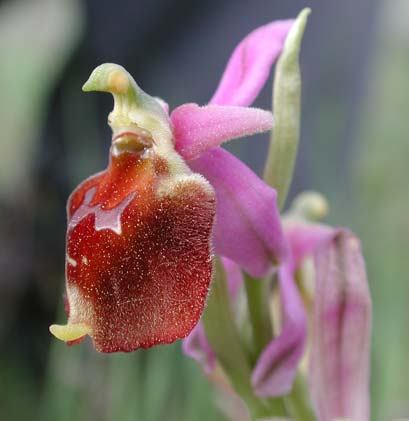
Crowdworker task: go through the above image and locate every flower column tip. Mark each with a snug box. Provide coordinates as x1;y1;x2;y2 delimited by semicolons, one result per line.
82;63;130;94
81;63;172;149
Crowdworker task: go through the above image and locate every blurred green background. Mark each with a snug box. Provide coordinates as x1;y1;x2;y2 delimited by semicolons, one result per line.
0;0;407;420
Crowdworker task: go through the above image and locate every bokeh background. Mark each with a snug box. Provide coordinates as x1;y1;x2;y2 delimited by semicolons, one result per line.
1;0;408;420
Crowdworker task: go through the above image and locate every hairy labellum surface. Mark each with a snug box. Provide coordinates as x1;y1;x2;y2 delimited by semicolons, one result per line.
56;143;215;352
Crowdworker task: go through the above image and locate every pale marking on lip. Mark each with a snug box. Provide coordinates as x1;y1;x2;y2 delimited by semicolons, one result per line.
67;256;77;267
69;187;137;235
82;256;89;265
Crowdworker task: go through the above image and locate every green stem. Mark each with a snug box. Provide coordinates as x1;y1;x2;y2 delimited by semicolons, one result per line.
263;8;311;210
244;273;274;362
284;373;316;421
202;260;287;419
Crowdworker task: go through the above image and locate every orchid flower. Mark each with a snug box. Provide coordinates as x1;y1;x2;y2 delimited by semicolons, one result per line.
47;6;372;420
184;193;372;421
181;8;371;417
276;205;371;421
49;20;293;352
309;226;372;421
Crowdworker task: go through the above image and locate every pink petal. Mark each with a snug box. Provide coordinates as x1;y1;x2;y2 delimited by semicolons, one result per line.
189;147;288;278
284;221;334;271
210;20;294;107
310;230;372;421
182;323;216;374
251;264;306;396
171;103;273;161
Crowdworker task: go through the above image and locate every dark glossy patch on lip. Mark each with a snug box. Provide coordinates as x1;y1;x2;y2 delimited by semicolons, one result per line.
112;131;153;156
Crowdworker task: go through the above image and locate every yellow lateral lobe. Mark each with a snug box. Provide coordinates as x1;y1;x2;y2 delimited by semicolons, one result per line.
49;323;90;342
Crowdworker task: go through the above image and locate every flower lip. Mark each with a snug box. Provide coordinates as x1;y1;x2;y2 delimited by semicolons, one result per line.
111;128;154;156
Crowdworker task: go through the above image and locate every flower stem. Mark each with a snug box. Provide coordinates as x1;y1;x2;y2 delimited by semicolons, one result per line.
202;259;287;418
284;373;316;421
244;273;274;362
